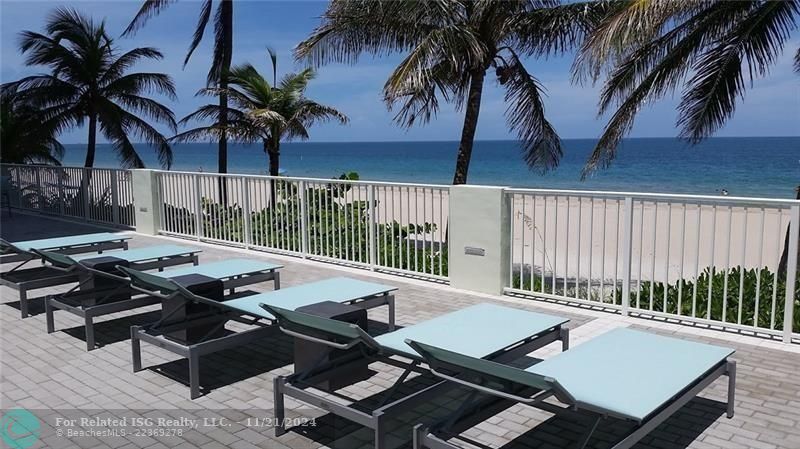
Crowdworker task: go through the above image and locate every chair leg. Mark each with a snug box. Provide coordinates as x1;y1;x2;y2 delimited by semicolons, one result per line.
274;376;286;436
189;350;200;399
131;326;142;372
727;360;737;418
374;413;386;449
85;315;95;351
20;288;28;319
45;298;55;333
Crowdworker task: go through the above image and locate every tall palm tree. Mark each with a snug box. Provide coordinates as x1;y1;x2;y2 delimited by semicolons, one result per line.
175;49;349;176
5;7;177;168
576;0;799;176
0;91;64;165
296;0;606;185
124;0;234;175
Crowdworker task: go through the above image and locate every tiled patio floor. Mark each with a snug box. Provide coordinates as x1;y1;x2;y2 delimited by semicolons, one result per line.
1;213;799;449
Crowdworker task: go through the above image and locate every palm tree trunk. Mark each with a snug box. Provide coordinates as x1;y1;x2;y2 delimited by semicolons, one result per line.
264;139;279;207
778;185;800;278
269;142;280;177
217;0;233;204
452;69;486;185
84;113;97;168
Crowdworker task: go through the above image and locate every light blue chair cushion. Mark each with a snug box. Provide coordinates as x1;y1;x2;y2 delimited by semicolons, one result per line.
74;245;200;263
224;277;396;318
155;258;282;280
376;303;568;359
12;233;129;252
528;327;734;421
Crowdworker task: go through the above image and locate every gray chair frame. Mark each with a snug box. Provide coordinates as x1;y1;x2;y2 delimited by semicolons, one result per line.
127;272;395;399
268;305;570;449
0;237;130;318
410;343;736;449
43;250;200;351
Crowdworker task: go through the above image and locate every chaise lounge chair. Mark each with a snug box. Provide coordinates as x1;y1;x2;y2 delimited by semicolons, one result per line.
408;327;736;449
120;267;396;399
38;245;201;350
0;233;131;317
264;303;570;449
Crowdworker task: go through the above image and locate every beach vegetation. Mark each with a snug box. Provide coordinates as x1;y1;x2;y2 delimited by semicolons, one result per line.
513;265;800;332
3;8;177;169
162;173;448;276
124;0;234;175
295;0;607;185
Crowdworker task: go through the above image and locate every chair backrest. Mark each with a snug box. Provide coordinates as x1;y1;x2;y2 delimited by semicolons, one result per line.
32;249;77;269
260;304;380;351
0;238;27;256
116;265;180;294
406;339;573;403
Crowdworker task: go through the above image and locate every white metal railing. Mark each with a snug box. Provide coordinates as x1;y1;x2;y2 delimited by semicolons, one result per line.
1;164;135;228
155;170;449;280
505;188;800;343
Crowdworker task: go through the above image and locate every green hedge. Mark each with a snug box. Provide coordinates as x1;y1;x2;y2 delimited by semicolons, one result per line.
512;266;800;332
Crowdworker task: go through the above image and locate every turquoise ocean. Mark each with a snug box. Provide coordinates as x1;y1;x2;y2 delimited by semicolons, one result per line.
60;137;799;198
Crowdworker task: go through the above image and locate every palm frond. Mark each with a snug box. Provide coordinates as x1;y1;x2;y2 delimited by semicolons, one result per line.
500;53;561;172
294;0;449;66
122;0;176;36
678;0;799;143
100;47;164;85
184;0;213;67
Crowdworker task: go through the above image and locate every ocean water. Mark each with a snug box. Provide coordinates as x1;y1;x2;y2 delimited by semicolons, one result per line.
60;137;799;198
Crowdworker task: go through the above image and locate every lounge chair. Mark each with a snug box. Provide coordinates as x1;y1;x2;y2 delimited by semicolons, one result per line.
39;245;201;350
120;267;396;399
408;327;736;449
0;233;131;318
265;303;570;449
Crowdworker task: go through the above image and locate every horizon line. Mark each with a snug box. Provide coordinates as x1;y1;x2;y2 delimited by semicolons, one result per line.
60;135;800;146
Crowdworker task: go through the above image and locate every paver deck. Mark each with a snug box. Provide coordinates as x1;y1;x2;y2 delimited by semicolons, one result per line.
1;213;799;449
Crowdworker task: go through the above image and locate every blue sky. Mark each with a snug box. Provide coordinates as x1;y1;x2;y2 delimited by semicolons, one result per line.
1;0;798;144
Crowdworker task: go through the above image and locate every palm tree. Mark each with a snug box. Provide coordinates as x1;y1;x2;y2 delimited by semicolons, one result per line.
296;0;605;185
124;0;234;175
174;50;348;204
5;7;176;168
576;0;799;176
175;49;349;176
0;91;64;165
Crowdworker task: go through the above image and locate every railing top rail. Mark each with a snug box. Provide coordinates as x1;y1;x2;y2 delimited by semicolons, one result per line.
0;163;127;172
153;169;451;189
504;187;800;206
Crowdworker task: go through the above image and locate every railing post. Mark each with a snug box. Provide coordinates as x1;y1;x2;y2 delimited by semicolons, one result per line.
111;170;120;225
620;196;634;316
57;168;65;216
299;180;309;258
242;177;251;248
368;184;377;270
131;169;161;235
448;186;511;295
34;167;43;212
81;168;90;219
783;204;799;343
194;175;203;241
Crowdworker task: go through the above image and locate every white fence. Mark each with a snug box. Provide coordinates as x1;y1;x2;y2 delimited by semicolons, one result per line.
1;164;135;227
3;163;798;343
505;188;800;342
155;171;449;280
